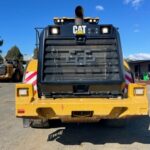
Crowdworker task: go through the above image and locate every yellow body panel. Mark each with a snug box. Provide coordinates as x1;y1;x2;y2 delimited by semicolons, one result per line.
26;59;38;72
16;60;149;122
123;60;131;72
16;84;148;121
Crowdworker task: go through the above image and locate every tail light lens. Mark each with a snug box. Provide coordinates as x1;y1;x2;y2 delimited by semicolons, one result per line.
134;88;144;96
17;88;28;96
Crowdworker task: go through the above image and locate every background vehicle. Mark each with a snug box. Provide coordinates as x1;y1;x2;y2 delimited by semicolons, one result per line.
0;41;23;82
16;6;148;128
0;59;23;82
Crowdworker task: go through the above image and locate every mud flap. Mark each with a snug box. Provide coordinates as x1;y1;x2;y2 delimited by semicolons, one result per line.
30;119;50;128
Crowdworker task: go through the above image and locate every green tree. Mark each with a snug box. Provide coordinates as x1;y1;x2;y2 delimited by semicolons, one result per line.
5;46;23;61
33;47;39;59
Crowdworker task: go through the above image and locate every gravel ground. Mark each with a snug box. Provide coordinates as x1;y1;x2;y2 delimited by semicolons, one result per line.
0;83;150;150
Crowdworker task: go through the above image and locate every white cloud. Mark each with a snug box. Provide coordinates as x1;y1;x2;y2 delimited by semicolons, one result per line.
124;0;143;9
24;54;33;61
133;29;140;33
133;24;140;33
96;5;104;11
124;0;131;4
134;24;140;27
132;0;143;7
127;53;150;60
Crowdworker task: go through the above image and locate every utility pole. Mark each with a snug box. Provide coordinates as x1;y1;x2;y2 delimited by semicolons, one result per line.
0;36;3;63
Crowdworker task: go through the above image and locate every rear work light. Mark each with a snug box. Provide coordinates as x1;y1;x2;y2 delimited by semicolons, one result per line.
102;27;109;34
49;27;60;35
17;88;28;96
88;18;99;23
60;19;64;23
134;88;144;96
100;26;111;34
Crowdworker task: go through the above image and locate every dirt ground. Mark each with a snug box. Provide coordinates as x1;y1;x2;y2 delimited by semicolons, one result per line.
0;83;150;150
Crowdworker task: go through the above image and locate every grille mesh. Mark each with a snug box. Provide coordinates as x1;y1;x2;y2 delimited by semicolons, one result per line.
42;40;121;83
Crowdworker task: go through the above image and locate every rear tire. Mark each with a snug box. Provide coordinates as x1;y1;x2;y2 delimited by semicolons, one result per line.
13;70;21;82
30;119;62;128
30;119;50;128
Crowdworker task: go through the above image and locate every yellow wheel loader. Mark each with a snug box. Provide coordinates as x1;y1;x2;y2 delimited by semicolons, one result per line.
16;6;148;128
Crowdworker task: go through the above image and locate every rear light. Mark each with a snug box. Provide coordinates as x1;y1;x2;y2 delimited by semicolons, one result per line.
100;26;111;34
57;19;60;23
60;19;64;23
49;27;60;35
102;27;109;34
134;88;144;96
89;19;92;23
17;109;25;114
51;28;59;34
17;88;28;96
88;19;99;23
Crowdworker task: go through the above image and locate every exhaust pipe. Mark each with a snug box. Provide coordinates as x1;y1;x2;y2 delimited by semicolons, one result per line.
75;5;84;25
75;5;84;19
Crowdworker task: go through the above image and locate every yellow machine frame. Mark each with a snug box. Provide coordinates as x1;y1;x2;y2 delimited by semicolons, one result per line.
16;60;148;122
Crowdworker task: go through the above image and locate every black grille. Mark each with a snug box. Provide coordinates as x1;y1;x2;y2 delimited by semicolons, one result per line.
41;39;122;83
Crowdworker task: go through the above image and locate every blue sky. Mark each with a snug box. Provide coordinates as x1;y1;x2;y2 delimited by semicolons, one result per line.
0;0;150;58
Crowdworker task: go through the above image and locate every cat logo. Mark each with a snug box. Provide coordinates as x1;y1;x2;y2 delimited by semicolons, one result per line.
73;25;86;35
